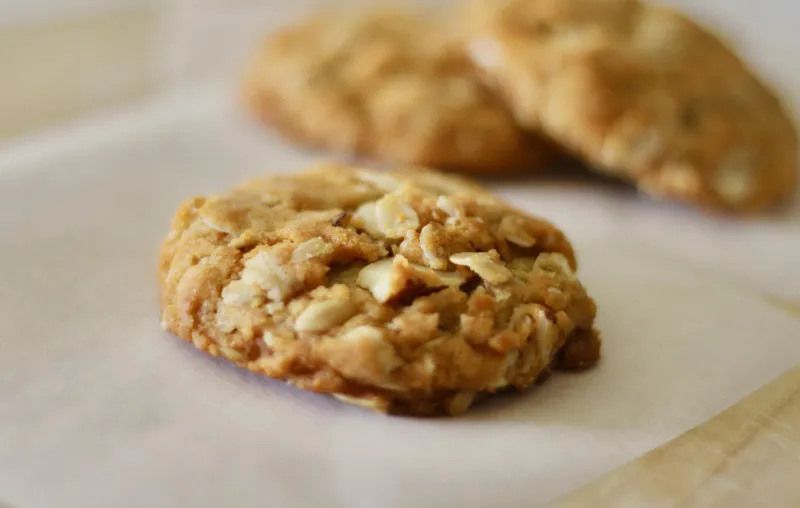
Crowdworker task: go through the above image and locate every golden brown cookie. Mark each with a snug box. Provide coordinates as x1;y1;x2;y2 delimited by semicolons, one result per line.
463;0;798;212
241;7;558;174
159;164;600;416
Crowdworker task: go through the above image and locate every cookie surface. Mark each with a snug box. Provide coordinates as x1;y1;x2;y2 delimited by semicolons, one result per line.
464;0;798;211
241;8;558;174
159;164;600;416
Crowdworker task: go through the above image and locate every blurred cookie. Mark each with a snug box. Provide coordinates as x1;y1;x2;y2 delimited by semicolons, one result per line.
241;8;558;174
159;164;600;416
464;0;798;212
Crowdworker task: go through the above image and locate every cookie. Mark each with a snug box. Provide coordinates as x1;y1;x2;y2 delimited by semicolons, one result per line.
463;0;798;212
241;7;558;174
159;164;600;416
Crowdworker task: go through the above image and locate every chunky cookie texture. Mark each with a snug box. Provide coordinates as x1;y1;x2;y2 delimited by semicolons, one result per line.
464;0;798;212
241;7;557;174
159;164;600;416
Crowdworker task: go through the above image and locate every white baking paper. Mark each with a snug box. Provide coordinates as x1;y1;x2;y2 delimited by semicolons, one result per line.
1;86;800;508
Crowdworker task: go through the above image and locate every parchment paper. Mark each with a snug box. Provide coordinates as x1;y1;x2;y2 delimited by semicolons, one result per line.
1;86;799;508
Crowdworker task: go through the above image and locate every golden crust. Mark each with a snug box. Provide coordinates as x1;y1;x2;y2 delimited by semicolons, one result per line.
159;164;600;416
241;7;559;175
463;0;798;212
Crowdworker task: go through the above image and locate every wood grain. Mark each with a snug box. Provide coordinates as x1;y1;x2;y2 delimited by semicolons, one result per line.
549;301;800;508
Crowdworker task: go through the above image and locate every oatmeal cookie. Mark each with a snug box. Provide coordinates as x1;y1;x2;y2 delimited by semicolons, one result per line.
159;164;600;416
463;0;798;212
241;7;558;174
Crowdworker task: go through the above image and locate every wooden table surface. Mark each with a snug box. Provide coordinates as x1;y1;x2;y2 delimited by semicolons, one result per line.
549;301;800;508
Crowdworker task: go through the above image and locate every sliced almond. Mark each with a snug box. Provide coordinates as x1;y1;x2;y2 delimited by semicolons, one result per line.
294;299;356;333
291;237;331;262
356;170;403;191
241;250;294;301
419;223;449;270
533;252;574;278
356;258;399;303
333;393;390;412
435;195;464;218
351;201;382;237
449;252;512;284
357;256;465;303
317;326;404;387
507;257;538;273
340;326;403;375
219;346;247;363
201;217;235;234
498;215;537;248
489;350;519;389
294;210;345;223
437;270;467;288
374;193;420;238
351;192;420;240
221;279;260;306
531;305;559;361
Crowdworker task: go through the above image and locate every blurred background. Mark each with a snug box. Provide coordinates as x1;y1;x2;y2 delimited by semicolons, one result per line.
2;0;799;143
0;0;430;141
